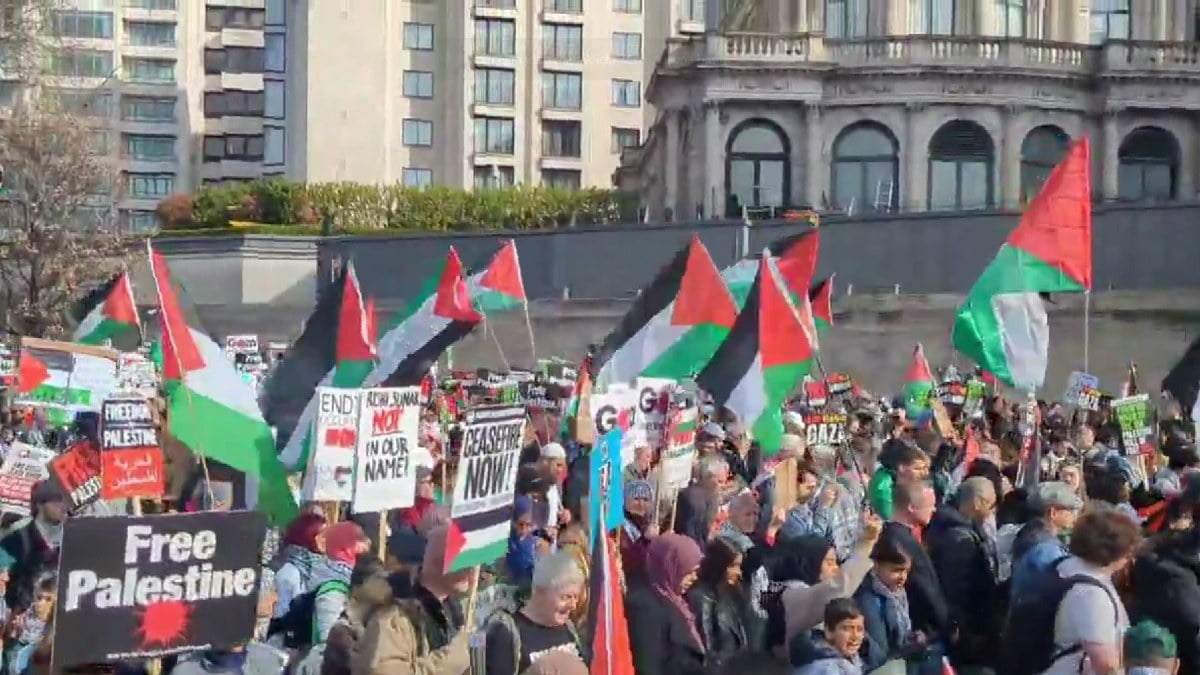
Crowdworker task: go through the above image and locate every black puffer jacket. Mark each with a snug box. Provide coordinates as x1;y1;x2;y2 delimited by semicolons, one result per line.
924;506;1000;668
1130;530;1200;674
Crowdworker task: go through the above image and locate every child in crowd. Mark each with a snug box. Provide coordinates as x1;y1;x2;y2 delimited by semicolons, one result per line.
793;598;869;675
6;575;54;675
853;538;926;673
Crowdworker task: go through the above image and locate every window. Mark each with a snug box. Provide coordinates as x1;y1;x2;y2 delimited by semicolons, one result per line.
474;68;514;105
125;57;175;83
264;81;284;118
685;0;704;20
611;79;640;107
831;122;899;212
928;119;995;210
51;88;112;116
1020;125;1069;203
402;119;433;146
614;0;642;13
0;83;18;108
89;130;111;154
265;34;285;72
122;95;176;121
203;90;262;118
266;0;284;25
51;49;114;78
474;117;515;154
542;120;581;158
53;11;113;39
475;19;515;56
474;166;515;189
997;0;1024;36
225;135;265;161
124;0;177;8
923;0;963;35
548;0;582;12
124;210;158;233
127;172;174;199
611;127;640;153
543;24;582;61
826;0;873;37
123;134;175;161
612;32;642;59
1090;0;1129;43
207;7;264;30
205;48;264;74
202;135;224;160
403;168;433;188
725;119;790;215
541;71;581;109
1118;126;1177;202
404;70;435;99
265;126;284;164
404;22;434;50
125;20;175;46
543;169;581;190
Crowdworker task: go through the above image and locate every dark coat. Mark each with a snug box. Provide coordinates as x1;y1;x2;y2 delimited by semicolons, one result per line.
625;582;707;675
686;583;748;667
877;522;951;639
0;521;56;612
1129;531;1200;675
924;506;1000;667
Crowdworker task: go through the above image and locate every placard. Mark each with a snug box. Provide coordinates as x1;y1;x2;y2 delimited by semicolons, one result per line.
1077;386;1102;411
1113;393;1154;456
351;387;420;513
0;442;54;516
591;389;637;467
633;377;674;449
48;441;103;511
99;398;164;500
804;380;828;408
659;406;698;490
803;412;847;446
15;338;118;426
223;334;259;354
1062;371;1099;407
936;381;967;406
303;388;360;502
825;373;854;396
53;511;267;669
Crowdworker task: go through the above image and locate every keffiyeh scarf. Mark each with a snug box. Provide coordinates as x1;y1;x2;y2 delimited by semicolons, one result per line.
869;571;912;642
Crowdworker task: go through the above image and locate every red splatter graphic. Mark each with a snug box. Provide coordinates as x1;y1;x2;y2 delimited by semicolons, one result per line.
136;600;191;649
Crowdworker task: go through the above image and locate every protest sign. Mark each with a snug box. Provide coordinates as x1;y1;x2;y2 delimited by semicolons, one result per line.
589;428;624;548
1062;371;1099;407
1113;393;1154;455
53;510;267;669
936;381;967;407
825;373;854;396
303;388;360;502
591;388;638;467
99;398;164;500
1077;385;1103;411
49;441;103;511
803;412;848;446
659;406;698;491
352;387;420;513
962;379;987;419
633;377;673;448
223;334;259;354
445;405;525;572
15;338;118;426
804;380;828;408
0;442;54;516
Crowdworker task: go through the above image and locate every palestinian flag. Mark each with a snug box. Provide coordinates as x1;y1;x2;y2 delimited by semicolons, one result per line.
16;346;60;394
903;344;935;419
696;254;816;455
952;138;1092;391
365;243;520;387
591;235;736;389
266;262;375;471
1163;336;1200;423
588;514;635;675
70;271;141;351
148;245;297;525
369;248;482;387
809;274;835;333
722;230;819;309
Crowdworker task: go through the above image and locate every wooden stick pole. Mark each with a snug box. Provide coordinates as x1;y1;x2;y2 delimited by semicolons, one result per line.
377;514;388;562
463;566;482;628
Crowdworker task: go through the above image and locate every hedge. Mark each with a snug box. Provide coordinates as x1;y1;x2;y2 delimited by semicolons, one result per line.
157;180;638;232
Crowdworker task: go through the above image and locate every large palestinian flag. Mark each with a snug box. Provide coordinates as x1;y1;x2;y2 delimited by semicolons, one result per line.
265;262;375;471
591;235;736;389
70;271;141;351
952;138;1092;390
697;254;816;455
148;246;296;525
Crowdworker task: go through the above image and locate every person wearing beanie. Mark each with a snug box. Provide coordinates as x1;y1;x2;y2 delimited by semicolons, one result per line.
1;481;67;612
308;521;368;646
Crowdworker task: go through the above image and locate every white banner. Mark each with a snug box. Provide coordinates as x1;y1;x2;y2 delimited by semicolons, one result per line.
352;387;421;513
302;388;361;502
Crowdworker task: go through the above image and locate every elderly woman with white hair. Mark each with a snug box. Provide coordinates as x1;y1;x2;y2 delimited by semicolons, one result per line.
482;550;587;675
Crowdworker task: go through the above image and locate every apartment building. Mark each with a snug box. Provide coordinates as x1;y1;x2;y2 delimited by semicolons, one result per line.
280;0;664;189
620;0;1200;220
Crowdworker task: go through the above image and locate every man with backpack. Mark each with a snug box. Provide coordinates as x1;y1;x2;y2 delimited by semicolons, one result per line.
1001;506;1140;675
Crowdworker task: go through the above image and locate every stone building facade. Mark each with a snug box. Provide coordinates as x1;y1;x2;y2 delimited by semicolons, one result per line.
617;0;1200;220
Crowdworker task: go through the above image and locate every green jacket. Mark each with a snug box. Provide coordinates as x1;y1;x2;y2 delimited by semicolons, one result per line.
867;468;895;519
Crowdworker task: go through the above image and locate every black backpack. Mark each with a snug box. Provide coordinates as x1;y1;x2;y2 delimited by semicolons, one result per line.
1000;557;1119;675
266;579;351;650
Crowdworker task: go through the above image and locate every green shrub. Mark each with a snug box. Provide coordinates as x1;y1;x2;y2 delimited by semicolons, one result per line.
179;180;636;232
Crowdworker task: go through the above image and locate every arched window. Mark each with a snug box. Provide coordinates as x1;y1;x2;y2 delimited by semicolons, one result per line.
831;122;899;212
928;120;994;211
827;0;872;38
725;119;790;217
1020;125;1070;202
1118;126;1178;201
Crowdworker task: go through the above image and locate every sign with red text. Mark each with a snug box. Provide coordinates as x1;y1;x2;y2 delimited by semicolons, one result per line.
49;441;103;511
0;442;54;516
351;387;420;513
100;397;164;500
302;388;360;502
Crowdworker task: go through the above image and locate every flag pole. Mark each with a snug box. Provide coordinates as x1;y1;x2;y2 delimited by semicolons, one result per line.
1083;289;1091;372
483;315;511;371
522;300;538;365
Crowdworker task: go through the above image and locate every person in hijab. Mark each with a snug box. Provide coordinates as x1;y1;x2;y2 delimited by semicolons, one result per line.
1;482;66;612
272;512;326;620
506;496;538;587
309;521;368;647
626;533;707;675
619;480;657;583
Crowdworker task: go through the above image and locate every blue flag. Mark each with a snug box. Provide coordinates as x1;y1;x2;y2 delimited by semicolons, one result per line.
588;428;624;548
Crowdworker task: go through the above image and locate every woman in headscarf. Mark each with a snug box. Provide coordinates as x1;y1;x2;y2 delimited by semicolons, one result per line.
505;496;538;587
618;480;656;583
625;533;707;675
272;512;326;619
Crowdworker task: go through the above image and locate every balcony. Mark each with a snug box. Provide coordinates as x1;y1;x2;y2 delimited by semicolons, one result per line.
540;8;583;25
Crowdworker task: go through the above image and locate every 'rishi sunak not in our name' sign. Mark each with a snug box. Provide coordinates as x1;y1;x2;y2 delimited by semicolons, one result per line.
351;387;421;514
452;405;525;518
